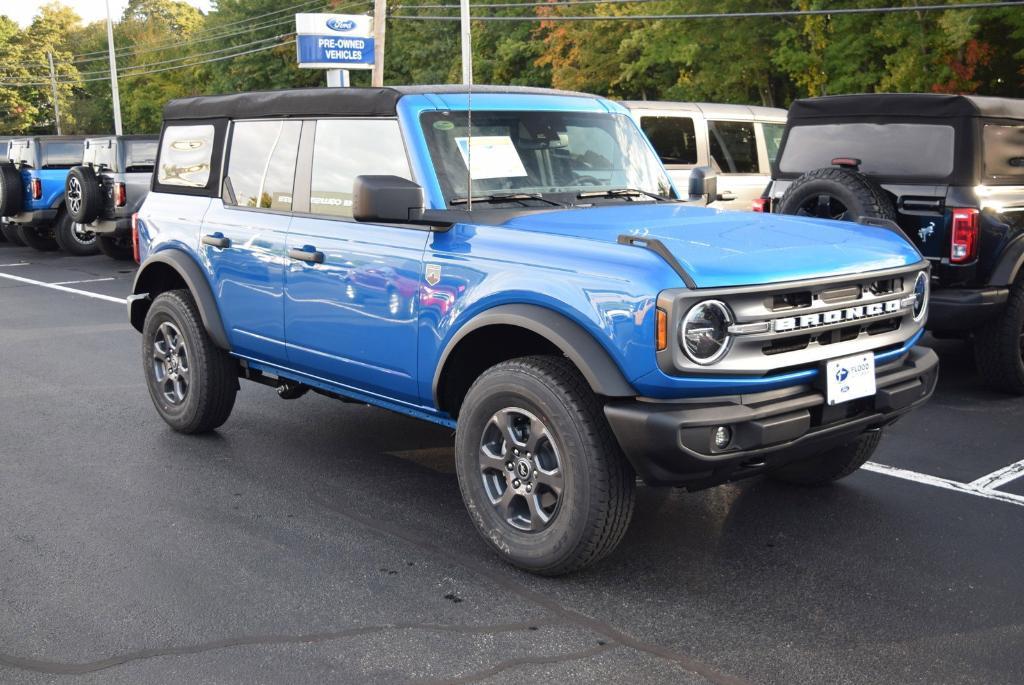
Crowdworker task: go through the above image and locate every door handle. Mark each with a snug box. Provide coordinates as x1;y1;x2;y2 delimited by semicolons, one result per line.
716;191;737;202
201;233;230;248
288;247;325;264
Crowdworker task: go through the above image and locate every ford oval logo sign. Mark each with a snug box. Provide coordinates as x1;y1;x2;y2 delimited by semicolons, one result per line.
326;18;356;31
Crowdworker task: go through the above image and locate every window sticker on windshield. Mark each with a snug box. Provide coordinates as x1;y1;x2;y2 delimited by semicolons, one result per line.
454;136;528;180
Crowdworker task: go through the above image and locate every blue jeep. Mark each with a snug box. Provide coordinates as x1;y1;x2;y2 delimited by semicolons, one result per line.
0;136;99;254
129;86;938;574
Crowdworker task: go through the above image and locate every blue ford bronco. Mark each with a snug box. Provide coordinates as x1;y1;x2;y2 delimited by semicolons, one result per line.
0;136;99;254
130;86;938;574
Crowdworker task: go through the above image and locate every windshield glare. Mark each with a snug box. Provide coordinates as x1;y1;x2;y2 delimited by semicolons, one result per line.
421;110;675;205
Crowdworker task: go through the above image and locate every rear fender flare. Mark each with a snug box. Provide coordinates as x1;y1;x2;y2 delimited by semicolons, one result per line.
989;235;1024;287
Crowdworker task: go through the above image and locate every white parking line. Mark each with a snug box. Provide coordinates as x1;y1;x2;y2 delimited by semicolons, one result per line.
969;458;1024;490
863;462;1024;508
51;277;116;286
0;262;30;267
0;271;125;304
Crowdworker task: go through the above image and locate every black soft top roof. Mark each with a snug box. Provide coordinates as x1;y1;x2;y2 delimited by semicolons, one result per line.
162;85;596;121
789;93;1024;121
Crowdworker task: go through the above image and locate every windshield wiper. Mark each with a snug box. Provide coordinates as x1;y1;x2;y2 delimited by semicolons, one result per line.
449;192;564;207
576;188;674;202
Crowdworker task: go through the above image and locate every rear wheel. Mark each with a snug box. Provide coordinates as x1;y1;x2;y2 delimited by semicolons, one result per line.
974;278;1024;395
142;290;238;434
778;167;896;223
1;223;24;246
454;355;635;575
16;224;59;252
53;212;99;256
768;430;881;486
96;234;134;260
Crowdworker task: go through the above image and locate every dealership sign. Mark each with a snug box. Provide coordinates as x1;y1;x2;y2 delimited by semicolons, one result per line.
295;14;374;69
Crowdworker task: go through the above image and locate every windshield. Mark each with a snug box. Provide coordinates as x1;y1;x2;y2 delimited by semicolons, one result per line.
421;110;674;206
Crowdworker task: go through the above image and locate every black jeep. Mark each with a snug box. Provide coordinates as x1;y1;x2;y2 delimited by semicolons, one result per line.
761;94;1024;393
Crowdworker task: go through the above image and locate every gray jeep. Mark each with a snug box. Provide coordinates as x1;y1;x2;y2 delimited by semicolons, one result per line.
66;135;157;260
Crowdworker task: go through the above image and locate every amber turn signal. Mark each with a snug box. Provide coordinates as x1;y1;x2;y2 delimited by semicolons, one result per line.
656;308;668;351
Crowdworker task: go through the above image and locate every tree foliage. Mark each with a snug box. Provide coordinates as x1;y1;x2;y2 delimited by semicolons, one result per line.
1;0;1022;134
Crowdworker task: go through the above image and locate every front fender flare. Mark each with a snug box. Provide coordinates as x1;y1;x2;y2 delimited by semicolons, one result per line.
129;249;230;350
432;303;636;406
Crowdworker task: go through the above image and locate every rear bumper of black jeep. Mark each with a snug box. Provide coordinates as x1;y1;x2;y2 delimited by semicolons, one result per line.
928;287;1008;332
604;346;939;488
9;209;57;226
88;217;132;236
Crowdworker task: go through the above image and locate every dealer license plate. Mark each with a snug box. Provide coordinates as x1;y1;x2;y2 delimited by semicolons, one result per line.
825;353;876;406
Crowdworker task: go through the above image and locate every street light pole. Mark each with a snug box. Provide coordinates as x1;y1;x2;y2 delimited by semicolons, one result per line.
460;0;472;85
372;0;386;87
46;52;62;135
105;0;123;135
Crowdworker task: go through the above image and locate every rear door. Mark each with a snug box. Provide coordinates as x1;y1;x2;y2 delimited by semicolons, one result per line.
200;119;302;364
636;112;703;198
707;120;764;209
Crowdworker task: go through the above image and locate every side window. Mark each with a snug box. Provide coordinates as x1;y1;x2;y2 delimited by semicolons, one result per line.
224;120;301;211
639;116;698;166
708;120;758;174
158;124;215;188
761;123;786;166
310;119;411;218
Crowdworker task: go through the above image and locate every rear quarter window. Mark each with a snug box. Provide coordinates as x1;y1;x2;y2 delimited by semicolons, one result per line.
41;141;83;169
982;124;1024;183
708;121;758;174
779;123;955;178
157;125;216;188
125;140;157;173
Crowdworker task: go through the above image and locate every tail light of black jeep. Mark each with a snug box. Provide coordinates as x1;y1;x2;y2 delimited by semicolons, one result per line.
751;198;768;213
950;208;979;264
114;182;126;207
30;178;41;200
131;212;140;264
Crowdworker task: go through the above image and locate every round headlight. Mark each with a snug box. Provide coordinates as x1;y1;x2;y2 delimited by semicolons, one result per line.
913;271;928;321
681;300;733;364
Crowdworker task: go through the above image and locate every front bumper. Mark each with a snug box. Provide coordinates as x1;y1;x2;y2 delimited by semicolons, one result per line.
604;346;939;487
9;209;57;226
928;287;1008;332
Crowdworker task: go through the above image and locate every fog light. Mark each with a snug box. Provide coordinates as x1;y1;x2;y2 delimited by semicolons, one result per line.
713;426;732;449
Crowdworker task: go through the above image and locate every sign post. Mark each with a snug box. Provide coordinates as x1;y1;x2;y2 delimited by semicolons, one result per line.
295;14;375;87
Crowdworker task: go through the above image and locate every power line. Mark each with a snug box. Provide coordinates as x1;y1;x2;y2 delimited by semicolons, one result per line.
389;0;1023;19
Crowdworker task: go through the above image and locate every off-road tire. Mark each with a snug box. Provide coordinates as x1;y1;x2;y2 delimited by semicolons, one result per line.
65;165;103;224
1;223;24;245
96;234;134;260
778;167;897;223
0;163;23;217
16;224;58;252
52;211;99;256
768;430;882;486
142;289;239;434
454;355;635;575
974;278;1024;395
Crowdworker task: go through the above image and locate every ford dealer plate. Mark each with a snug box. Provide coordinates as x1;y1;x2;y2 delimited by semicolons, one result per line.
826;353;876;406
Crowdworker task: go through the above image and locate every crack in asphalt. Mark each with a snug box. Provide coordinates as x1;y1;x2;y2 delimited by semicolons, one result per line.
415;642;618;685
0;620;566;676
308;490;752;685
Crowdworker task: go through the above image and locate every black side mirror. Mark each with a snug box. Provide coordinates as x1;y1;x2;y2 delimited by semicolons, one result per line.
687;166;717;205
352;175;425;224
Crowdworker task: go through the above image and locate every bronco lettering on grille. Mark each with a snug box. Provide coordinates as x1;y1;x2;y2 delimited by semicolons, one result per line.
772;297;906;333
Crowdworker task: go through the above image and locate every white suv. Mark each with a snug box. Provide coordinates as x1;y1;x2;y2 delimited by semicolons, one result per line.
623;101;786;211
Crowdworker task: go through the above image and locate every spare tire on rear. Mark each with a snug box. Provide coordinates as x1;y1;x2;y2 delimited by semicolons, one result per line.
777;167;896;223
0;163;24;217
66;165;103;224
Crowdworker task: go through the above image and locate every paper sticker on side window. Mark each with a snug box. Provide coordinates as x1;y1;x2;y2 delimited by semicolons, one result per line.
454;136;528;180
158;125;215;188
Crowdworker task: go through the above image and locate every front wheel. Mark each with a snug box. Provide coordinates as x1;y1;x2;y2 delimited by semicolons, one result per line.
16;224;59;252
53;212;99;256
768;430;881;486
454;355;635;575
142;290;239;434
96;234;134;261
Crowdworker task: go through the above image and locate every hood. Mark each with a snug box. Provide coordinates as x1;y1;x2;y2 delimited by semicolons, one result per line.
500;204;923;288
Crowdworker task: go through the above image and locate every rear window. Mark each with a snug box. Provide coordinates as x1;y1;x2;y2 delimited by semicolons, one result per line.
9;140;33;167
224;121;301;211
41;142;83;169
779;123;955;178
84;141;117;170
708;121;758;174
639;116;698;166
982;124;1024;183
125;140;157;173
157;125;215;188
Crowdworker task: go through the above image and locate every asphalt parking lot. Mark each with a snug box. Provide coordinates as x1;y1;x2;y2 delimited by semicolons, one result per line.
0;243;1022;685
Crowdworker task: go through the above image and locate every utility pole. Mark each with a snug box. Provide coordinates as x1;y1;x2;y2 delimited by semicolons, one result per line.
371;0;386;87
460;0;472;85
46;52;62;135
105;0;123;135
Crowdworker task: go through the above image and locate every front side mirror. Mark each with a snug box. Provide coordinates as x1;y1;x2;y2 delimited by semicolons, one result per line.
687;166;717;205
352;175;425;223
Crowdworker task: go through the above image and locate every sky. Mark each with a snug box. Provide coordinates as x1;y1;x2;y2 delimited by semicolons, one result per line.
4;0;213;27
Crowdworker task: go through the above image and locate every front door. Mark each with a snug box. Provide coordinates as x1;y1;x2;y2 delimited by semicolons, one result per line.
283;118;427;405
